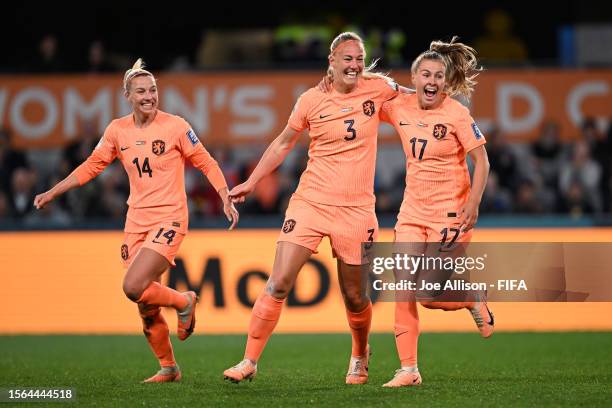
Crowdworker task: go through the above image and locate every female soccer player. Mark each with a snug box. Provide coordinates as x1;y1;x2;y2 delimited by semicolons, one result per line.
223;32;402;385
33;59;239;383
379;37;492;387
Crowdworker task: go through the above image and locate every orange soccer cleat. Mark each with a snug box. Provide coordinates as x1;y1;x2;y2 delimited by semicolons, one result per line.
177;291;197;341
143;366;182;383
345;345;370;385
223;359;257;383
382;367;422;388
469;291;494;338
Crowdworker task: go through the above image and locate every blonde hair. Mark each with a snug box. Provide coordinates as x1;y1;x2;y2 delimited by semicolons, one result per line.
123;58;154;92
411;36;481;98
328;32;394;82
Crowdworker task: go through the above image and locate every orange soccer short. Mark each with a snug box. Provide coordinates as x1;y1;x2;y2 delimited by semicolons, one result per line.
394;217;473;301
394;215;473;244
121;224;186;268
278;195;378;265
394;216;473;256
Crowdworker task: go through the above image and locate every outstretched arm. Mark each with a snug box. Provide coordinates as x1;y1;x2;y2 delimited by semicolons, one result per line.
33;173;79;209
459;145;490;232
34;142;115;210
229;125;302;203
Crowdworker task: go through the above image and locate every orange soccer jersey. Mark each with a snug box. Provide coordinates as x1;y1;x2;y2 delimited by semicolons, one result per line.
72;110;226;234
381;93;486;224
288;77;398;206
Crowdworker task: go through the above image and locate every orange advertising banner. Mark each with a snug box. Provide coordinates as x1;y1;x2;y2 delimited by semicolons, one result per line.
1;70;610;148
1;228;611;334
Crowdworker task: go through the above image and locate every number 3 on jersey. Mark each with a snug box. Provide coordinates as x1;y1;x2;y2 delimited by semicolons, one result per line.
344;119;356;141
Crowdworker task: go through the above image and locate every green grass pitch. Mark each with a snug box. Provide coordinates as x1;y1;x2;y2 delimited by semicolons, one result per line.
1;333;611;407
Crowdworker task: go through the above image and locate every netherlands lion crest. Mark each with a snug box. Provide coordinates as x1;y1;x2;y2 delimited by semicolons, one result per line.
152;139;165;156
121;244;129;260
433;124;447;140
362;100;375;117
282;219;296;233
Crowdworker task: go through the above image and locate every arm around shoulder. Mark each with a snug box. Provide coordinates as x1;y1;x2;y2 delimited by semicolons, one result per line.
33;173;80;210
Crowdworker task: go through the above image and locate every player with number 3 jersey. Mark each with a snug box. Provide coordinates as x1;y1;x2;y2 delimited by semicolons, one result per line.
223;32;402;385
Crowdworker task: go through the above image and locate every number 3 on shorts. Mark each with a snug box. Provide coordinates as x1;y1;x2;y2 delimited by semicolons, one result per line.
364;228;375;249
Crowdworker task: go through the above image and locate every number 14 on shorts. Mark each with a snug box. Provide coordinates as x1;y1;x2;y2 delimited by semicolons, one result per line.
152;227;176;245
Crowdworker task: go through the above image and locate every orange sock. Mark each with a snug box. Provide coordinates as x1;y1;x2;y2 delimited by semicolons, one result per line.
420;301;472;311
244;292;285;362
394;302;420;367
137;282;188;310
346;301;372;357
140;305;176;368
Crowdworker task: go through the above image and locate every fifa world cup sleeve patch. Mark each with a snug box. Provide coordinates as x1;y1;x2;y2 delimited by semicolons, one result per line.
386;81;399;91
186;128;200;146
471;123;484;140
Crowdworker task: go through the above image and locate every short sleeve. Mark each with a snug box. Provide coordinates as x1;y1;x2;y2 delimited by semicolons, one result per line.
455;108;486;152
287;92;311;132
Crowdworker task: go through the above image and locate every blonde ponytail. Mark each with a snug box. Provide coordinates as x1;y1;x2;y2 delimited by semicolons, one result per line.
412;36;481;99
123;58;154;92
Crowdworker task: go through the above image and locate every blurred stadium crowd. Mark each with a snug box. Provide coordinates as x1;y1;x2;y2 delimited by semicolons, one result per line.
1;5;611;226
2;116;611;226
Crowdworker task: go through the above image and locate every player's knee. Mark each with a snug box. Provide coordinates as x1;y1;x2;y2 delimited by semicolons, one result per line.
268;288;289;299
266;277;292;299
123;279;144;302
342;290;368;312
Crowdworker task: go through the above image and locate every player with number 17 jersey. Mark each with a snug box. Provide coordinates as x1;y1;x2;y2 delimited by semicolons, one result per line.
381;92;486;243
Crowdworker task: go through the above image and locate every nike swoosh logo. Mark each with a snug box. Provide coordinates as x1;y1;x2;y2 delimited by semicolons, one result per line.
320;114;332;119
120;146;130;151
399;121;410;126
487;309;494;326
